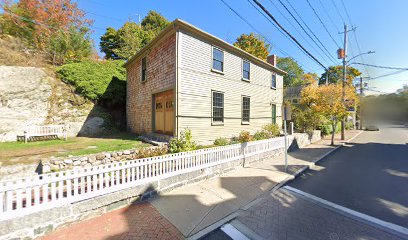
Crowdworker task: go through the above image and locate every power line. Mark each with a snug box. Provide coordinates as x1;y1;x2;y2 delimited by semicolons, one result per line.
250;0;327;70
267;0;335;65
340;0;353;27
352;63;408;71
366;70;407;81
317;0;340;33
246;0;322;72
284;0;340;67
305;0;340;48
275;0;337;64
330;0;345;24
219;0;316;73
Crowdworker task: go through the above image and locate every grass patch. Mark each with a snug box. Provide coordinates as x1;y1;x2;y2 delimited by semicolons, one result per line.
0;133;150;166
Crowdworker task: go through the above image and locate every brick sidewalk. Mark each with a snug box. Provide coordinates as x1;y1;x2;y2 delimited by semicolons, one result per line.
39;202;183;240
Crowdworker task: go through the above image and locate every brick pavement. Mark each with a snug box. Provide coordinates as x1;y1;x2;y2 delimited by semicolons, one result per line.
39;202;183;240
236;189;405;240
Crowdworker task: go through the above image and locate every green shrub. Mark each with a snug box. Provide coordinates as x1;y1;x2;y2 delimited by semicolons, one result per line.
168;129;197;153
345;121;354;130
57;60;126;105
319;124;332;136
214;137;229;146
238;130;252;143
230;136;239;145
262;123;281;137
253;130;270;140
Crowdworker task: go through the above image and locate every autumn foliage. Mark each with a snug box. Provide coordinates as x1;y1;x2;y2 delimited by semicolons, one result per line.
1;0;93;64
233;33;270;60
300;83;358;145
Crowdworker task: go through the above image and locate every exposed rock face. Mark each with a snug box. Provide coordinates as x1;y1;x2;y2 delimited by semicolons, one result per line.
0;66;52;141
0;66;110;142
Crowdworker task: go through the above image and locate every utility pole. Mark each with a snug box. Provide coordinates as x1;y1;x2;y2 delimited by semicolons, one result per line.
359;77;363;130
341;24;348;140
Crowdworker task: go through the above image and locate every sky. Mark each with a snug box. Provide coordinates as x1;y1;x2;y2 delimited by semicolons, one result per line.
75;0;408;94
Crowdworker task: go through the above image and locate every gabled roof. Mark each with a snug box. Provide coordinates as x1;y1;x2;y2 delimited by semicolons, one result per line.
124;19;286;75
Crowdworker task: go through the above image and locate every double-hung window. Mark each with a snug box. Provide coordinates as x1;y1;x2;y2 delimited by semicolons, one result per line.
271;73;276;89
242;60;250;80
242;96;250;123
141;57;147;82
212;47;224;72
212;91;224;123
271;104;277;124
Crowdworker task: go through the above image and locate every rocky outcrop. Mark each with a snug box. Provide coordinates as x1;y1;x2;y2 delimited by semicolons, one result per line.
0;66;111;142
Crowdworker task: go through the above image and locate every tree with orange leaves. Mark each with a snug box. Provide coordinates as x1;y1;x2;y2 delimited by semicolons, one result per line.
301;83;358;145
1;0;93;64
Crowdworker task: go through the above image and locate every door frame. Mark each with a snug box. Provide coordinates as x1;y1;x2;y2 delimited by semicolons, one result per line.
152;88;176;136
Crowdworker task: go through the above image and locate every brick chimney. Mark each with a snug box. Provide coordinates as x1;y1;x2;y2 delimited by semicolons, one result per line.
267;54;277;67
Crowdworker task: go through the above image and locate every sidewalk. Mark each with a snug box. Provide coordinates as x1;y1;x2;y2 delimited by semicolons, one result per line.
38;130;362;240
151;132;353;238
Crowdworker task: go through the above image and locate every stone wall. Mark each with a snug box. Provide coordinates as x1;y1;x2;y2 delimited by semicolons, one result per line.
41;146;163;173
290;130;321;150
0;145;284;240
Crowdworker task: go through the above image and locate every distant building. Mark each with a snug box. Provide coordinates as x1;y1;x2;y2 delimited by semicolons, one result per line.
284;85;304;105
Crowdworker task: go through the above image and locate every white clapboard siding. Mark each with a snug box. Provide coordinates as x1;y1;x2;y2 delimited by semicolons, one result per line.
177;31;284;144
0;136;290;221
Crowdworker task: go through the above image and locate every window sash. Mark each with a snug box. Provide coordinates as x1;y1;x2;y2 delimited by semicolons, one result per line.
242;97;250;122
243;61;250;79
212;48;224;72
272;104;276;124
212;91;224;123
271;74;276;88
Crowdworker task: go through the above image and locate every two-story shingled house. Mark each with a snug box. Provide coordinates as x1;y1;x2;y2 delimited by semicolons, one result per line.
124;19;286;144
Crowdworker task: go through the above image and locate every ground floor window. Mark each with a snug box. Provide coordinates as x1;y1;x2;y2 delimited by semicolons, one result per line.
272;104;276;124
242;96;250;123
212;91;224;123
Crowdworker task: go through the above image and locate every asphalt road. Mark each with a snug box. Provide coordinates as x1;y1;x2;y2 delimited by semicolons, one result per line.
289;125;408;228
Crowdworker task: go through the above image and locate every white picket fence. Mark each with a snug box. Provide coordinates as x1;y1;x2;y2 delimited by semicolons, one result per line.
0;136;288;221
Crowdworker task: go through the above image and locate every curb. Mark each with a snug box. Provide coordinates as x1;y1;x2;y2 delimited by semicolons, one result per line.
186;131;364;239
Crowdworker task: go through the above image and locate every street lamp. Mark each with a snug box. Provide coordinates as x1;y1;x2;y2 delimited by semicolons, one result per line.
347;51;375;65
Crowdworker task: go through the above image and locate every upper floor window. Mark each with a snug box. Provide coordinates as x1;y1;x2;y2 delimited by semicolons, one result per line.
141;57;147;82
242;96;250;123
212;91;224;124
212;47;224;72
271;73;276;89
242;60;250;80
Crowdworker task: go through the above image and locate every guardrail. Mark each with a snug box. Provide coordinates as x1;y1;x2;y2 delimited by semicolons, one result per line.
0;136;288;221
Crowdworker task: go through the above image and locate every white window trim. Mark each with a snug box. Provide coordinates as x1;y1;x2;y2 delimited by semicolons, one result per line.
271;73;277;89
211;46;224;74
241;95;250;124
242;59;251;81
211;90;224;125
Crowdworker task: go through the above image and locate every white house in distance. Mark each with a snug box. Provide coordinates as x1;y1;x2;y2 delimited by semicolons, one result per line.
125;19;286;144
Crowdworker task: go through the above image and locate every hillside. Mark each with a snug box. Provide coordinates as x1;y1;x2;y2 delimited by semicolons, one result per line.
0;35;117;142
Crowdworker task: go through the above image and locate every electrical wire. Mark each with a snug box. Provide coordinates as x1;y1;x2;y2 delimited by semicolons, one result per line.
274;0;337;64
250;0;327;71
352;63;408;71
305;0;340;48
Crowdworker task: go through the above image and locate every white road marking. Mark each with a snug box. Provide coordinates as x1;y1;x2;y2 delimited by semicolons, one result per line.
283;186;408;238
220;223;250;240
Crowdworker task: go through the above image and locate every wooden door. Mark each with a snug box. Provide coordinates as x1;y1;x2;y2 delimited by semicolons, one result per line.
154;90;174;135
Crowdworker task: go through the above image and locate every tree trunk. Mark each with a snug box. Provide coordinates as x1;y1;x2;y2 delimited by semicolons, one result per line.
331;120;336;146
